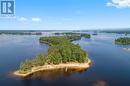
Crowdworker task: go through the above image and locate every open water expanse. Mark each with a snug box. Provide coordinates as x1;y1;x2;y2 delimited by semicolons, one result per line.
0;33;130;86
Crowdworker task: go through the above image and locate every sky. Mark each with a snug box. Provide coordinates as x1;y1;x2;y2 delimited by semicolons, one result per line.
0;0;130;30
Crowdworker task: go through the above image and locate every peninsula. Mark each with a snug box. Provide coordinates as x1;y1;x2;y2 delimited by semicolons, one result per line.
14;36;91;77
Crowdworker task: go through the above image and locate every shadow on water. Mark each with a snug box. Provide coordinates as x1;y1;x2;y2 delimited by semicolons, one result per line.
16;68;93;86
20;68;88;80
92;80;108;86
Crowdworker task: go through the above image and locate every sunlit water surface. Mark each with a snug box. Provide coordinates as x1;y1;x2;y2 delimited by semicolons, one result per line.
0;33;130;86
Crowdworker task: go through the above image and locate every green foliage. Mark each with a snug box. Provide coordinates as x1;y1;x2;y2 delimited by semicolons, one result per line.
81;34;91;38
19;59;32;73
19;36;89;74
115;37;130;45
32;54;45;66
39;36;81;45
54;32;91;39
44;41;88;64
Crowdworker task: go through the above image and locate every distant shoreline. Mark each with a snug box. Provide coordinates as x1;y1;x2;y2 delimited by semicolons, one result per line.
14;59;91;77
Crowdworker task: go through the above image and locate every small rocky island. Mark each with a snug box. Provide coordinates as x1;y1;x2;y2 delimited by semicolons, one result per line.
115;37;130;45
123;48;130;51
14;36;91;77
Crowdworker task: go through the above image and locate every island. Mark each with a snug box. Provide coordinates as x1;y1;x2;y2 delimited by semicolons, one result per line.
123;48;130;51
115;37;130;45
14;36;91;77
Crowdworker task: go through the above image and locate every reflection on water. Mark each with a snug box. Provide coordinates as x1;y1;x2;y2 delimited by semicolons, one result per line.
21;68;87;80
93;80;108;86
1;34;130;86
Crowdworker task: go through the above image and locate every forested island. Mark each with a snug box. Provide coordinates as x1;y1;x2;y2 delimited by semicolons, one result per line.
115;37;130;45
14;36;91;77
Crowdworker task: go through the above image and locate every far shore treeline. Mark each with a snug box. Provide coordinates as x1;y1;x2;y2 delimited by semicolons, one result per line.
19;35;90;74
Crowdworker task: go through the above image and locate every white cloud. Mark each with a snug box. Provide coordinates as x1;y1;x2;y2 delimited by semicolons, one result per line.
107;0;130;8
32;17;42;22
18;17;27;21
18;17;42;22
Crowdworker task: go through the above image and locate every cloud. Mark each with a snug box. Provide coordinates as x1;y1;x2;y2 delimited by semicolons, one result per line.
18;17;27;21
32;17;42;22
107;0;130;8
18;17;42;22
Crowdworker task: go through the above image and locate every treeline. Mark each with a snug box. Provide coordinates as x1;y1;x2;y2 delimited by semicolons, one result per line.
81;34;91;38
54;32;80;36
115;37;130;45
19;36;89;74
0;31;42;35
54;32;91;38
39;36;81;45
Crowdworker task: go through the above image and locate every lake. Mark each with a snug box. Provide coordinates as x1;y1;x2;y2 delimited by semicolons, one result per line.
0;33;130;86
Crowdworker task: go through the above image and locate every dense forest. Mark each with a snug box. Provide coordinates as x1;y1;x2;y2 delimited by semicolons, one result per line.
101;28;130;34
115;37;130;45
19;36;89;74
54;32;91;38
0;30;42;35
81;34;91;38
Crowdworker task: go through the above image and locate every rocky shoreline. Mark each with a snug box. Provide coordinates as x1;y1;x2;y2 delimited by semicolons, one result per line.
14;59;91;77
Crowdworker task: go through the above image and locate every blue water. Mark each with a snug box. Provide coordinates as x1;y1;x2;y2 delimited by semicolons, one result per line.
0;33;130;86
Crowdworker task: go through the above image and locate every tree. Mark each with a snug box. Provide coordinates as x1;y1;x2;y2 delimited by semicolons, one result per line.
32;54;45;66
19;36;89;74
19;59;32;73
115;37;130;45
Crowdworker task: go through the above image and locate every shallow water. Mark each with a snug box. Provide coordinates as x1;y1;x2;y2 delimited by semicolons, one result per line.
0;33;130;86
